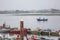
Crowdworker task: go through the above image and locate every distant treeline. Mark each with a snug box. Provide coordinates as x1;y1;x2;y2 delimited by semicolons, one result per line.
0;9;60;14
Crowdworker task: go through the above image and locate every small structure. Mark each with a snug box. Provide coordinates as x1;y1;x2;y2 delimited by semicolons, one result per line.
58;30;60;32
44;29;51;37
45;29;51;32
58;30;60;36
0;23;11;29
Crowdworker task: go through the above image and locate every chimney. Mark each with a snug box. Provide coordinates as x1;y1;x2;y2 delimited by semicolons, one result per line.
3;23;5;28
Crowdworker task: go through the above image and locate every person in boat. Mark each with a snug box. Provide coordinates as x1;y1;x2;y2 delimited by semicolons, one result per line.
27;36;34;40
27;35;37;40
16;35;21;40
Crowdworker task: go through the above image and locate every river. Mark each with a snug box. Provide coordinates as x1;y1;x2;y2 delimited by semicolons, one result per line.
0;13;60;40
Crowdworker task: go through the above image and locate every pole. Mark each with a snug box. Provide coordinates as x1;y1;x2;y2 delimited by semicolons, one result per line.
49;32;50;37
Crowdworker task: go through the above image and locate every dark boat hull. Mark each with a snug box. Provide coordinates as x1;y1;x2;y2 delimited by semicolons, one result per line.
0;30;10;33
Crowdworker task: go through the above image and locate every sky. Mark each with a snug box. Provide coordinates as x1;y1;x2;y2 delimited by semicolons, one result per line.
0;0;60;31
0;15;60;31
0;0;60;10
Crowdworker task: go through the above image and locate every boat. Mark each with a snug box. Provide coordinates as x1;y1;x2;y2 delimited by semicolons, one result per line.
27;35;59;40
37;17;48;22
0;29;10;33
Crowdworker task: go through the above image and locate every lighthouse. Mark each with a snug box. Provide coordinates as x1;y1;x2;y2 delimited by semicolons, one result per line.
20;19;24;40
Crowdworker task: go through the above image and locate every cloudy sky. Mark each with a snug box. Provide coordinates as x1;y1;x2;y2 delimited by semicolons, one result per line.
0;0;60;10
0;0;60;31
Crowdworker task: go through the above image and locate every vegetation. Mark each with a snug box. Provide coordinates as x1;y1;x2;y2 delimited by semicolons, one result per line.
28;31;59;36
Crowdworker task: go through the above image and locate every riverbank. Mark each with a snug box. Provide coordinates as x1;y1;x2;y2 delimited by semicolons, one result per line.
28;31;59;37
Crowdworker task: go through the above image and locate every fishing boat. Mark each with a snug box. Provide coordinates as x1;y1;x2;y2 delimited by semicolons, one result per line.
37;17;48;22
0;29;10;33
36;36;59;40
27;35;59;40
